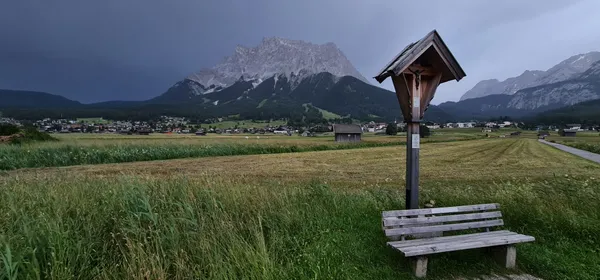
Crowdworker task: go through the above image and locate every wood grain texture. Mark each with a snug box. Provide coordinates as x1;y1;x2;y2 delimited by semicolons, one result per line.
382;203;500;218
397;234;534;257
385;219;504;237
383;211;503;227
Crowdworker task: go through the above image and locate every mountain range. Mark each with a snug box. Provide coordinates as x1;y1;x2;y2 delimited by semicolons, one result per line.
460;52;600;101
1;37;600;124
440;51;600;120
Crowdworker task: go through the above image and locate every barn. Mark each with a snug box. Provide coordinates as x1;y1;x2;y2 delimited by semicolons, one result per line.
333;124;362;143
562;129;577;137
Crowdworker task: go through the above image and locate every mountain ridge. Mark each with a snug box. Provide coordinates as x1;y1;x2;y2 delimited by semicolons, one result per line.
460;51;600;101
186;37;369;92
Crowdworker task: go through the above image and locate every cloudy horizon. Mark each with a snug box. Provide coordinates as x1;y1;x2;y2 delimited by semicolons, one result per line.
1;0;599;104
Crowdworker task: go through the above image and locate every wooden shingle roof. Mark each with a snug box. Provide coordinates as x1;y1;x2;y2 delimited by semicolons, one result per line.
374;30;466;84
333;124;363;134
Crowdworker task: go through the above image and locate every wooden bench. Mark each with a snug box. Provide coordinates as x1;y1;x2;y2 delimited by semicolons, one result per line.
382;203;534;278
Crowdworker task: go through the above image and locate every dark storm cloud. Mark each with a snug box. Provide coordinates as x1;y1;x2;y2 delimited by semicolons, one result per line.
1;0;599;103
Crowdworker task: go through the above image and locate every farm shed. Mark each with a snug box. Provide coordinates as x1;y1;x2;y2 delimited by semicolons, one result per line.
562;129;577;137
333;124;362;143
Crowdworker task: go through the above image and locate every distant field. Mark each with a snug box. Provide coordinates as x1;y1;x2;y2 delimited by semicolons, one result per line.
1;138;599;279
203;119;287;129
1;128;576;170
76;117;110;124
0;130;482;170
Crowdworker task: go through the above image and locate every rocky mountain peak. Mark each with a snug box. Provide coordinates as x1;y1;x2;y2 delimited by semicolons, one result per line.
459;51;600;101
186;37;368;93
534;51;600;85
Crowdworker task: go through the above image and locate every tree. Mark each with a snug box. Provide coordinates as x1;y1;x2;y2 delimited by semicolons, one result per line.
419;125;431;138
385;123;398;135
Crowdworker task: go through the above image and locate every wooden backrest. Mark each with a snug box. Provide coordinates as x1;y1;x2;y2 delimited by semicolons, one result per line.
382;203;503;240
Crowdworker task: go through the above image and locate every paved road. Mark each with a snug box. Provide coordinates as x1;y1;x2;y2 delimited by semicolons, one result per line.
539;139;600;164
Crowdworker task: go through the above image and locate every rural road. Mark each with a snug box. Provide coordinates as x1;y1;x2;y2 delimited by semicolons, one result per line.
539;139;600;164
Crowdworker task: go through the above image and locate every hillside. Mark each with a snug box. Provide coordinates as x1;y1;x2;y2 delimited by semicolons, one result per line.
149;72;453;122
0;89;81;108
531;98;600;125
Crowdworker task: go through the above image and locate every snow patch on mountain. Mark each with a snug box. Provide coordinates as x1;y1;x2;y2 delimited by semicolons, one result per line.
187;37;368;90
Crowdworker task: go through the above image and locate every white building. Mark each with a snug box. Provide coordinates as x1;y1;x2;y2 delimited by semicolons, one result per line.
427;124;440;129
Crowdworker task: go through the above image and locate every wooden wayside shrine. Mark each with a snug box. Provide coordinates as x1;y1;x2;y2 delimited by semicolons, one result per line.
374;30;466;209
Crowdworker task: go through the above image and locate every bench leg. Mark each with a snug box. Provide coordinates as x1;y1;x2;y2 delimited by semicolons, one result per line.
491;245;516;269
411;256;428;278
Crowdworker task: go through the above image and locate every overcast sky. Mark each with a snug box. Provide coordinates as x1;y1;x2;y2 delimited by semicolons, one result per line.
1;0;599;104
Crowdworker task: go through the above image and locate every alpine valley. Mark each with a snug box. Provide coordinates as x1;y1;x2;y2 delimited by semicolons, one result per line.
1;38;600;124
0;37;451;123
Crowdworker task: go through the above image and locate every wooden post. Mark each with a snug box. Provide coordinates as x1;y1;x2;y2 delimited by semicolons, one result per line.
405;72;421;210
406;122;419;209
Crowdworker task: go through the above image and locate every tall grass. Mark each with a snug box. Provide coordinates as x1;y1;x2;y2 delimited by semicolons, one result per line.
0;142;398;170
0;175;598;279
0;136;478;170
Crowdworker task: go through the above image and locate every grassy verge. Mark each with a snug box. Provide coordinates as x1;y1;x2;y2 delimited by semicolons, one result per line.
0;175;598;279
557;141;600;154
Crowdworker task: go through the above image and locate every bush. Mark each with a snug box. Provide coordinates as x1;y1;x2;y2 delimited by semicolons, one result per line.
6;127;56;145
0;124;20;136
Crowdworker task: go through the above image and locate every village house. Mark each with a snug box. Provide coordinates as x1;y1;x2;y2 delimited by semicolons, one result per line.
566;124;582;131
426;124;440;129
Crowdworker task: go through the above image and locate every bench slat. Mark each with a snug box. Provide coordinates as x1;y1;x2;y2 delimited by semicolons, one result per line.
387;230;515;248
383;211;502;227
385;219;503;236
400;234;535;257
382;203;499;218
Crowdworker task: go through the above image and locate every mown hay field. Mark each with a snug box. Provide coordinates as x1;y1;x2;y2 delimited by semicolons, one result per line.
0;130;481;170
1;138;599;279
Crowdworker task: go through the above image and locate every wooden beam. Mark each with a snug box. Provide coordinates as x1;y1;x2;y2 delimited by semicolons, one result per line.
402;65;438;76
410;73;421;123
383;211;503;227
420;72;442;117
382;203;500;218
401;235;532;257
391;74;412;121
385;219;504;236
